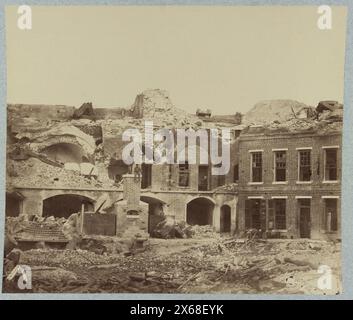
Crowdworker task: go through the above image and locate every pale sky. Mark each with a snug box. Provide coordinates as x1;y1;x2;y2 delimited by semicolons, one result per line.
5;5;347;114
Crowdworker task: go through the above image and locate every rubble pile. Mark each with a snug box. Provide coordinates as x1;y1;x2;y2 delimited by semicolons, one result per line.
243;99;313;125
6;215;68;243
4;237;340;294
131;89;202;128
8;158;116;188
20;249;122;268
151;217;192;239
190;225;221;239
242;100;343;135
150;218;220;240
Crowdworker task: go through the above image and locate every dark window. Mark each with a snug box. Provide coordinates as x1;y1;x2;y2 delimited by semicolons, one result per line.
325;149;338;181
245;199;264;230
178;162;189;187
198;165;209;191
268;199;286;230
274;151;286;182
233;164;239;183
141;163;152;189
251;152;262;182
215;163;226;186
298;150;312;181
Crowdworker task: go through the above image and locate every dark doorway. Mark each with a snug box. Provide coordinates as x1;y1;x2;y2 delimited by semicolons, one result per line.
6;192;23;217
325;198;338;232
141;196;165;234
198;165;209;191
298;199;311;238
141;164;152;189
220;205;231;232
245;199;266;230
42;194;94;219
108;159;129;184
187;198;214;225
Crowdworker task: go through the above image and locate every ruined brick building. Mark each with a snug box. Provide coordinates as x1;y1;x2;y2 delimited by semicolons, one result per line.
237;127;341;240
5;91;343;240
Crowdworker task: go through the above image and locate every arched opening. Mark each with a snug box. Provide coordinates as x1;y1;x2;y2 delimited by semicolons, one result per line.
6;192;23;217
220;205;231;232
140;196;165;234
42;194;94;219
187;197;214;226
41;143;86;164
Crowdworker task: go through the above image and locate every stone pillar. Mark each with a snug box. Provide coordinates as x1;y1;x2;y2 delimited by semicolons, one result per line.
213;204;221;232
231;198;237;233
123;173;141;213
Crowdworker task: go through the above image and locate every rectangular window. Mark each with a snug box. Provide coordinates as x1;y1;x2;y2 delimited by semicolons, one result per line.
325;148;338;181
233;164;239;183
251;152;262;182
274;151;286;182
298;150;312;181
178;162;189;187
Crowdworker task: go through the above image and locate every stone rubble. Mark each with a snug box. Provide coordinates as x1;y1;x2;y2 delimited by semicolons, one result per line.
3;237;341;294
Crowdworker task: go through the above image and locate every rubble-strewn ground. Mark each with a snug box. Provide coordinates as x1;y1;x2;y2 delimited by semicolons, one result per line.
3;236;341;295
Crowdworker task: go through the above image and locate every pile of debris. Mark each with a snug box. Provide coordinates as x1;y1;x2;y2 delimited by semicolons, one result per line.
4;236;340;294
7;158;116;189
130;89;202;128
190;225;221;239
150;216;220;240
243;99;314;125
242;99;343;134
151;217;193;239
6;215;68;244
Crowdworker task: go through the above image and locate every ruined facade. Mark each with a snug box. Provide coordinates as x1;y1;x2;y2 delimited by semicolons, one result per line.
5;90;238;239
5;91;343;240
237;129;341;240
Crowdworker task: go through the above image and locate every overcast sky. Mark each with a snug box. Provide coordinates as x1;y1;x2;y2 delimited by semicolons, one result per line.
5;5;347;114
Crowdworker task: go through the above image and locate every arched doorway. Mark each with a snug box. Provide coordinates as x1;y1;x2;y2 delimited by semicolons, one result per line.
42;194;94;218
220;205;231;232
141;196;166;234
186;197;214;226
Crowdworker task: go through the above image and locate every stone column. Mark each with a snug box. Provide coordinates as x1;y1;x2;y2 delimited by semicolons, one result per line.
123;173;141;213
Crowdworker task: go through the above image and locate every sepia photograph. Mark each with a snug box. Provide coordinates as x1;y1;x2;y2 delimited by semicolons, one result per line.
1;5;348;296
